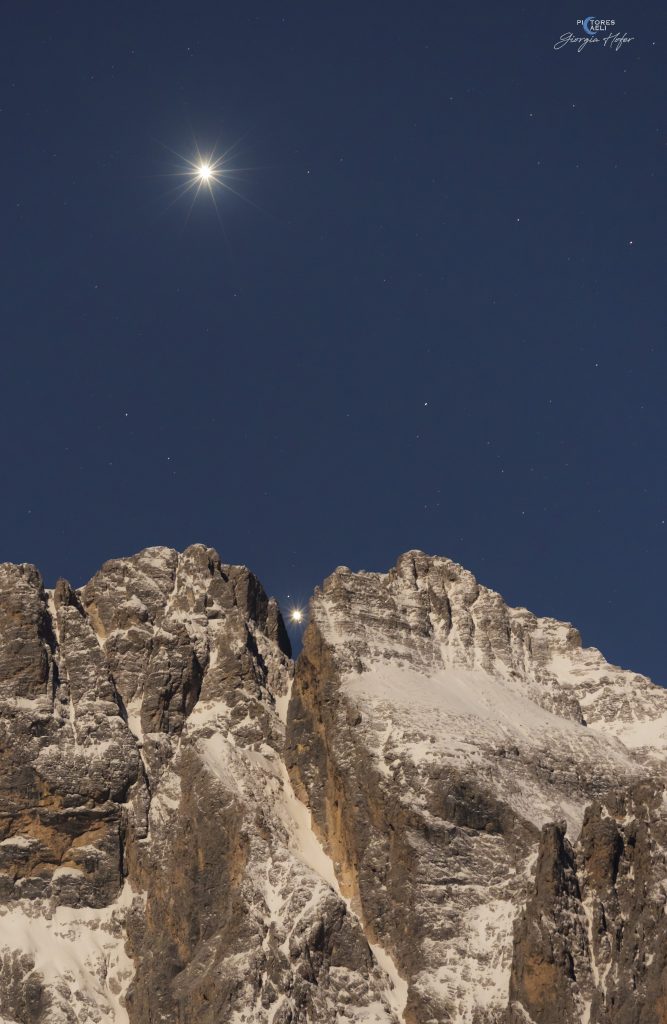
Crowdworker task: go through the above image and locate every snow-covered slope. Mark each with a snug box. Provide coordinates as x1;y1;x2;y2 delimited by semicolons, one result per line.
287;550;667;1024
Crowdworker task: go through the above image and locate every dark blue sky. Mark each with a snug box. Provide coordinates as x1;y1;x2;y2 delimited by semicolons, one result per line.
2;2;665;678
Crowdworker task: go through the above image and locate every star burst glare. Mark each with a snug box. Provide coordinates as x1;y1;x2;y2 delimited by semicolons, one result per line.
157;136;256;224
188;154;225;193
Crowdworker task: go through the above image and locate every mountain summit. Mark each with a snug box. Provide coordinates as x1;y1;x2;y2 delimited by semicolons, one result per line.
0;546;664;1023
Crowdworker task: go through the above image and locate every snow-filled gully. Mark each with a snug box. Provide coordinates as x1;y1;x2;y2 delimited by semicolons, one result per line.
275;680;409;1022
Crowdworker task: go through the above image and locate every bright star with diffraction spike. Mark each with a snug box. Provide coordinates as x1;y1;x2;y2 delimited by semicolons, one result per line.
186;153;226;194
156;137;259;224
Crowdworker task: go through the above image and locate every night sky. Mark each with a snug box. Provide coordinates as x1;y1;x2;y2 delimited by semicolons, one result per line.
2;3;665;678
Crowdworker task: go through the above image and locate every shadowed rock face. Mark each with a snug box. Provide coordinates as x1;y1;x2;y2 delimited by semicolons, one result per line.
509;823;590;1023
510;784;667;1024
1;546;667;1024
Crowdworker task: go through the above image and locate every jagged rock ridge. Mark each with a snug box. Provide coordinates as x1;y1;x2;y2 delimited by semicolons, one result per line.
0;546;665;1024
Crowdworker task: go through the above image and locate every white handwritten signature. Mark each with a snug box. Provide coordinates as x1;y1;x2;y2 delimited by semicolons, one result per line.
554;31;635;53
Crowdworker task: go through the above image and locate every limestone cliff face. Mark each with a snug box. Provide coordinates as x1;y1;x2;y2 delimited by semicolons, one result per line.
0;546;401;1024
510;785;667;1024
286;551;667;1024
1;546;666;1024
0;563;142;911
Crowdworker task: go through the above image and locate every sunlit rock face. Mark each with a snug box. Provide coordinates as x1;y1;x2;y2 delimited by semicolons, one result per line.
286;551;667;1024
1;546;666;1024
0;546;400;1024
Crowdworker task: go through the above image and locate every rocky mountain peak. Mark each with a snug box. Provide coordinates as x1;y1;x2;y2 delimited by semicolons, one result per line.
1;545;665;1023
